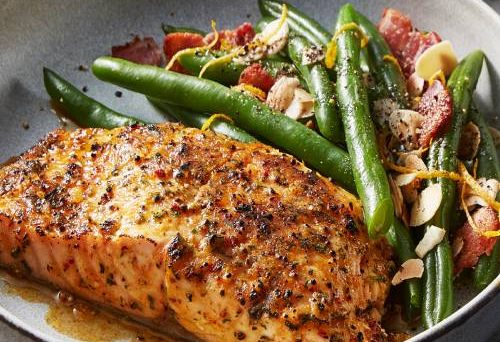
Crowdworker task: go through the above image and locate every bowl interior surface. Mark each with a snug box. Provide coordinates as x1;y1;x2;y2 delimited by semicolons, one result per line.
0;0;499;341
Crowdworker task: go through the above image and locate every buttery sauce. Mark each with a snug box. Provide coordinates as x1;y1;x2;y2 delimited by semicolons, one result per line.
1;272;172;342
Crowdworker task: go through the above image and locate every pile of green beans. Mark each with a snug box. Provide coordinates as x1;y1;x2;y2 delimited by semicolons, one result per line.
422;50;485;328
334;4;394;238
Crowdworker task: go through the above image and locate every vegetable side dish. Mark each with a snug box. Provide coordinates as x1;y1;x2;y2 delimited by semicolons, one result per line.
0;1;498;341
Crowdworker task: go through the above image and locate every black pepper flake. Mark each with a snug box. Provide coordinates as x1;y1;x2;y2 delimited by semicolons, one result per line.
219;289;225;297
78;64;88;71
21;122;30;130
10;247;21;258
186;292;193;302
234;331;246;340
114;91;122;98
82;86;88;93
357;332;364;342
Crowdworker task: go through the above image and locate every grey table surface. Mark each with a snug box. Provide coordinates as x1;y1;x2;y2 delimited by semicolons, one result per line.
1;1;500;341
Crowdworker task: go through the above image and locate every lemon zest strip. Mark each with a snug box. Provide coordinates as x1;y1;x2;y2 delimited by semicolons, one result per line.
325;22;369;69
429;69;447;87
383;54;402;72
201;113;234;131
165;20;219;71
232;83;266;101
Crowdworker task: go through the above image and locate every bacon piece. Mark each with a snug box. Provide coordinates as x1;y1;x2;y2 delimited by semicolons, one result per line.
378;8;441;76
203;22;255;50
111;36;163;66
238;63;275;93
417;80;453;146
454;207;499;274
163;32;204;73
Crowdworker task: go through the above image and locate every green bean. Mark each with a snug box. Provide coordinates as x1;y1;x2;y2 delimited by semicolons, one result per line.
469;104;500;290
43;67;144;128
149;99;256;143
92;56;355;191
385;219;422;319
258;0;330;46
161;24;205;36
422;50;485;328
352;8;409;108
334;4;394;238
288;35;343;143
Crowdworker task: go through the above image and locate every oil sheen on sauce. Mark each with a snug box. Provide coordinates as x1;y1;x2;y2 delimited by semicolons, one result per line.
1;272;171;342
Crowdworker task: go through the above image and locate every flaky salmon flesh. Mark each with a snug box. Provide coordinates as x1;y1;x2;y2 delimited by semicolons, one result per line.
0;123;393;341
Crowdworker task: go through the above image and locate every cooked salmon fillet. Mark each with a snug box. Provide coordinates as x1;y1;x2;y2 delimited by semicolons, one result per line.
0;123;393;341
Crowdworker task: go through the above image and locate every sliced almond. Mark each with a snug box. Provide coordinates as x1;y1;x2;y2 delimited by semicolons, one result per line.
391;259;424;286
266;76;300;112
410;183;442;227
458;121;481;160
463;178;499;209
489;126;500;146
284;88;315;120
388;109;424;150
395;173;417;186
407;72;425;98
452;235;464;258
258;18;289;56
415;225;446;258
388;174;404;220
393;154;427;204
372;98;399;127
415;40;459;80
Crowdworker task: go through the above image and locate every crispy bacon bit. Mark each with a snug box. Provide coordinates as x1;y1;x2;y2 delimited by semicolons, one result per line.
203;22;255;50
112;36;163;66
163;32;204;73
238;63;275;93
417;80;453;146
378;8;441;76
454;207;499;274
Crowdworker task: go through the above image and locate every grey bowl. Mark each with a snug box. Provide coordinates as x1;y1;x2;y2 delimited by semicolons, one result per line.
0;0;499;341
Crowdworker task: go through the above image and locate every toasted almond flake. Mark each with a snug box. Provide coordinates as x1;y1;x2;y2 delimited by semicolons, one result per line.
415;40;458;80
452;236;464;258
398;154;427;204
395;173;417;186
463;178;499;209
389;174;404;219
410;183;442;226
458;121;481;160
391;259;424;286
388;109;424;150
372;98;399;127
301;45;325;65
257;18;289;56
284;88;315;120
415;225;446;258
266;76;300;112
489;126;500;146
407;72;425;98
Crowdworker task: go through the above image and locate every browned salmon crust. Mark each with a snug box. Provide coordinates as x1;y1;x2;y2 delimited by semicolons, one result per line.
0;123;393;341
